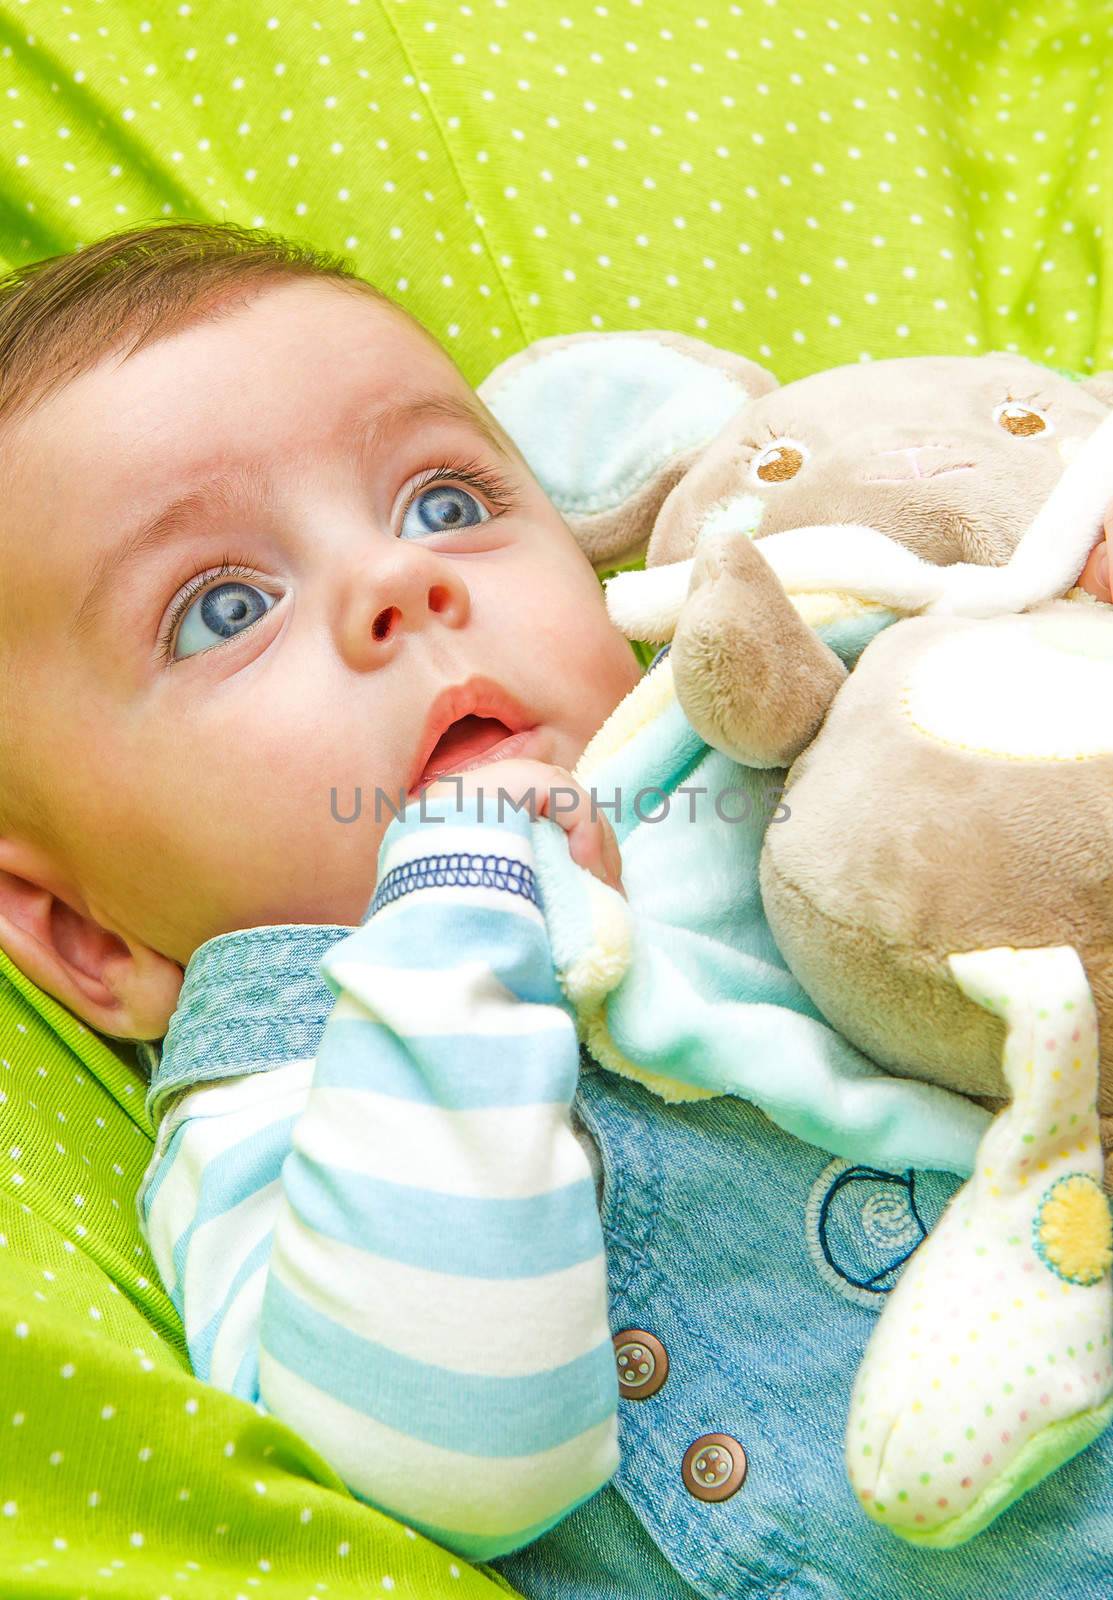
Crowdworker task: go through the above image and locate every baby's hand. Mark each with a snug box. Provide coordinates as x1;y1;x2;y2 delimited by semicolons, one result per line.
423;759;624;896
1077;521;1113;603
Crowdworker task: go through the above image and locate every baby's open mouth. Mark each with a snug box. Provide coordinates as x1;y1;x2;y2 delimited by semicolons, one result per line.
415;714;519;789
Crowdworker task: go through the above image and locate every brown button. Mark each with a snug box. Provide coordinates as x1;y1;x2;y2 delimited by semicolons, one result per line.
612;1328;669;1400
681;1433;748;1502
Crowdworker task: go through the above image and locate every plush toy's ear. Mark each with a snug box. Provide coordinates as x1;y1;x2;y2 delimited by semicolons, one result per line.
1079;371;1113;408
477;329;777;569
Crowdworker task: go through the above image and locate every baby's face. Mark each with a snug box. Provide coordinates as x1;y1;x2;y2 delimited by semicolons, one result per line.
2;277;641;967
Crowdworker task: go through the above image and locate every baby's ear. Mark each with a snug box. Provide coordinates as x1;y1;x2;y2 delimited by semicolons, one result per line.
478;330;777;569
1078;371;1113;407
0;840;183;1041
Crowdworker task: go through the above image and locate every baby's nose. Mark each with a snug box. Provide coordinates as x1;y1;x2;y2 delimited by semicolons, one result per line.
337;548;472;672
363;577;465;656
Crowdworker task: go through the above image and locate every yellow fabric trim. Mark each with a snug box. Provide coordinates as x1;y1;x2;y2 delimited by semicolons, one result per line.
792;591;890;629
562;876;633;1011
573;655;678;784
584;1006;718;1104
565;661;718;1101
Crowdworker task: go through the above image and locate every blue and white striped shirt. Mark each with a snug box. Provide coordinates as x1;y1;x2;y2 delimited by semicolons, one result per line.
137;796;620;1561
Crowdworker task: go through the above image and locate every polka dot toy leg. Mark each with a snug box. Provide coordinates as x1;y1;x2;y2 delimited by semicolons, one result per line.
846;945;1113;1548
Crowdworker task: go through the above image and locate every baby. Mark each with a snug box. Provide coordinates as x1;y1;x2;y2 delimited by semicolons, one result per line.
1;220;1109;1600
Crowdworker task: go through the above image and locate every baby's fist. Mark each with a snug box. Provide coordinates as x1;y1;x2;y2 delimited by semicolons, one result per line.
423;759;624;896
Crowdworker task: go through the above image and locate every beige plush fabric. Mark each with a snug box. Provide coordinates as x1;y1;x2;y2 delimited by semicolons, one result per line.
483;332;1113;1184
648;353;1113;568
760;602;1113;1187
477;328;777;569
671;511;847;767
610;350;1113;1184
655;355;1113;776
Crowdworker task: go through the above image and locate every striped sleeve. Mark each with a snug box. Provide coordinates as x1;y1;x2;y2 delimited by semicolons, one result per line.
139;795;619;1562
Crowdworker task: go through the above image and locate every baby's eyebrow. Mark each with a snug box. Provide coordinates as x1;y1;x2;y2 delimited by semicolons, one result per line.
69;390;513;642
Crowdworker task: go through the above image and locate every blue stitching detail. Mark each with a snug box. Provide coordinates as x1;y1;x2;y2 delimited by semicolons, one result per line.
816;1164;926;1296
370;852;540;914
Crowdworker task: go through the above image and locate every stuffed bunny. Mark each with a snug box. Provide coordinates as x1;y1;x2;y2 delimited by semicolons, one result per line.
479;332;1113;1547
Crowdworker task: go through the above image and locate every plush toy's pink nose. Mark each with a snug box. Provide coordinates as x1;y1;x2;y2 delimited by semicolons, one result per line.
862;444;974;481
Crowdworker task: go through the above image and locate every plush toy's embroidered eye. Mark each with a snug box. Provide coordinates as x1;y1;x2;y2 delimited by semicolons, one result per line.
993;400;1052;437
751;438;809;484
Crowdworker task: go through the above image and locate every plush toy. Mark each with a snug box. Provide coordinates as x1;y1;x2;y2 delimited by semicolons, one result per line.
478;334;1113;1547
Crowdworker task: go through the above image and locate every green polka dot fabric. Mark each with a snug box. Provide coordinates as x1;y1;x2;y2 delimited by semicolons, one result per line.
2;1;1110;383
1;0;1111;1592
0;951;517;1595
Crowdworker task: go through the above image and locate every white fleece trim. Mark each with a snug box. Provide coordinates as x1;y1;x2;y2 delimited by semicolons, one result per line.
603;411;1113;634
605;560;693;641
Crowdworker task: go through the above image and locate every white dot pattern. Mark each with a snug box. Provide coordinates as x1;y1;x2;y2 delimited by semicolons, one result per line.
0;1;1108;387
0;950;493;1591
0;0;1109;1590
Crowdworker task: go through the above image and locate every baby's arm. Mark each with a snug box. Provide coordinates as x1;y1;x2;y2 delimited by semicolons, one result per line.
139;787;619;1561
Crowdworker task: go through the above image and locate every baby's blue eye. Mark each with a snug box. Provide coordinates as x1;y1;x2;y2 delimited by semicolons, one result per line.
175;580;277;659
400;484;490;540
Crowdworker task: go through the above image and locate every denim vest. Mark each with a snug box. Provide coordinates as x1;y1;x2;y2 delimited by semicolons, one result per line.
491;1065;1113;1600
143;919;1112;1599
